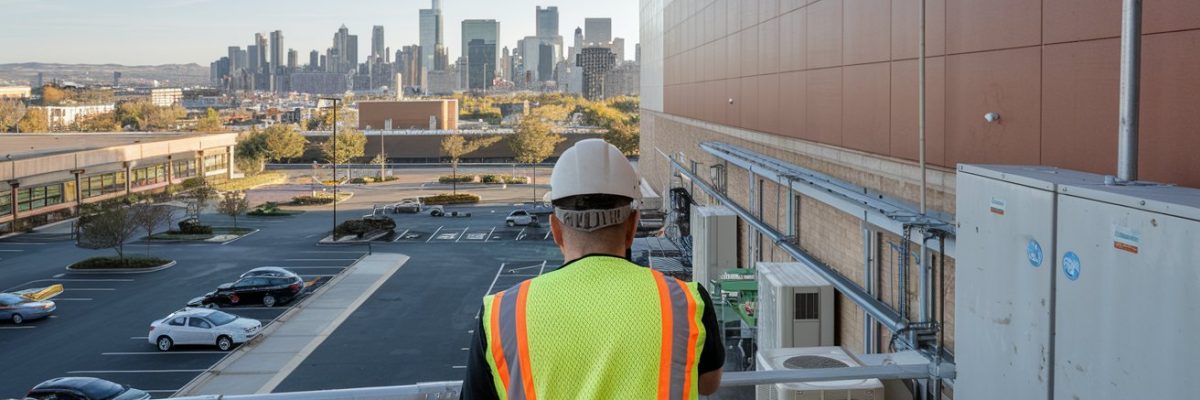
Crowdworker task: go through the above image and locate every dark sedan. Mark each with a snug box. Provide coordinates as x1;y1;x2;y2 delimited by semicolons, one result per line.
26;377;150;400
187;273;304;308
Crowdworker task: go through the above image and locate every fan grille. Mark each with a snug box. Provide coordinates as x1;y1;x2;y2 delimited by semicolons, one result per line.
782;355;850;369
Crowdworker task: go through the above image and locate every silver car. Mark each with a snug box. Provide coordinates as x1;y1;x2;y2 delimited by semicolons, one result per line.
0;292;57;324
148;308;262;351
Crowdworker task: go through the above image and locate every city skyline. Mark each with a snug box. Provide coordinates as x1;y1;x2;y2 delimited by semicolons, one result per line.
0;0;639;65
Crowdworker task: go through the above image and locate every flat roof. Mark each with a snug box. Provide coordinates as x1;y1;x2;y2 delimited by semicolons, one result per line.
0;132;221;161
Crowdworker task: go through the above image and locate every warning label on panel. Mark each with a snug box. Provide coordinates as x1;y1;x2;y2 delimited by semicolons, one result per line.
1113;224;1141;254
990;197;1007;216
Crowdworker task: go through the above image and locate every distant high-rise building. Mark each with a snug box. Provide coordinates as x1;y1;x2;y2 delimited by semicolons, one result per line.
467;39;497;90
228;46;243;71
577;46;616;100
33;72;44;88
270;30;284;74
113;71;121;87
419;0;444;76
435;44;450;71
331;25;353;73
397;45;421;88
635;43;641;64
254;33;268;73
612;37;626;63
347;34;359;68
571;27;583;63
536;6;558;38
500;46;511;82
247;44;260;74
462;19;500;83
287;49;298;72
371;25;385;60
309;50;319;71
584;18;612;45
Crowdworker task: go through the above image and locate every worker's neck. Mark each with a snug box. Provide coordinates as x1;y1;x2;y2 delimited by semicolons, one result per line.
560;244;627;263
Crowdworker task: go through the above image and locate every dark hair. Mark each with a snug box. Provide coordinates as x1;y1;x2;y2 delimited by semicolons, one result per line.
552;194;633;211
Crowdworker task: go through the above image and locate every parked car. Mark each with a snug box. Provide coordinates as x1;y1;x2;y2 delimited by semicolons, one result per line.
505;210;540;227
390;198;423;214
26;377;150;400
187;273;304;308
0;284;62;324
148;308;262;351
426;205;471;218
240;266;299;279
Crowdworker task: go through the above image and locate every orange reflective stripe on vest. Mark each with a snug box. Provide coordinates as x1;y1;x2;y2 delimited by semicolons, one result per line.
653;270;700;400
490;280;536;400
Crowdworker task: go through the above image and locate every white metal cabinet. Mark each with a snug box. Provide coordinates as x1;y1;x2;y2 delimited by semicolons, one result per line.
1053;183;1200;400
954;165;1106;400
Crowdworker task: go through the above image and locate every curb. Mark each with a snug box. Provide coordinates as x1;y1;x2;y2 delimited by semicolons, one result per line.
140;228;259;245
174;252;371;396
218;228;260;245
317;229;390;245
65;260;177;274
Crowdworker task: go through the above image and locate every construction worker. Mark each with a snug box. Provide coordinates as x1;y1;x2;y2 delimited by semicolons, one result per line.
462;139;724;399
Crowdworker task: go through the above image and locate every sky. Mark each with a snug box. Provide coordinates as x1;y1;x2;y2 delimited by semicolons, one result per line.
0;0;640;65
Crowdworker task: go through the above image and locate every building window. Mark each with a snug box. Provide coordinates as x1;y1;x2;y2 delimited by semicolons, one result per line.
0;190;10;217
173;159;197;179
131;163;167;187
17;183;64;212
203;154;227;173
81;171;127;198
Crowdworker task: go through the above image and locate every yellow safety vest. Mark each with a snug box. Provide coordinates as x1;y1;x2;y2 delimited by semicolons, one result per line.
482;255;707;400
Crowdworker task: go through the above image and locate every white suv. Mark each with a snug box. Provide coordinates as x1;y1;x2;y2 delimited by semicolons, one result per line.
149;308;262;351
505;210;540;227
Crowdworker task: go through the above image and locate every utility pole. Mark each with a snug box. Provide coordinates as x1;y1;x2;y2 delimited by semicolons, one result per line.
321;97;341;236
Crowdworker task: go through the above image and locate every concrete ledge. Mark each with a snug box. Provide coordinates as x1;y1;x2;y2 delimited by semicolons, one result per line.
175;252;408;396
65;260;176;274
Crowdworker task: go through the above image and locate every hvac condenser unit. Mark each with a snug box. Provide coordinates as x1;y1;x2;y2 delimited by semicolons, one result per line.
690;205;738;290
757;262;835;351
755;347;885;400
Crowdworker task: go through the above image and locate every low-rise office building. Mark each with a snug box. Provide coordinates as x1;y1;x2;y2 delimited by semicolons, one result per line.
0;132;238;233
357;99;459;130
0;86;32;99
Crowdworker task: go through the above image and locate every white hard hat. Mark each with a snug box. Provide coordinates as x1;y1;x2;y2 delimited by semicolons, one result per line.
549;139;641;202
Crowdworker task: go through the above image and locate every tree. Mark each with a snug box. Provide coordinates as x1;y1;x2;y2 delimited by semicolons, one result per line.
190;180;217;223
235;128;268;175
441;134;502;194
41;85;67;105
217;191;250;229
17;107;48;133
369;153;388;179
0;99;26;133
73;111;122;132
194;108;224;133
603;120;640;156
77;206;138;264
130;204;174;256
320;128;367;165
510;117;564;201
262;124;307;160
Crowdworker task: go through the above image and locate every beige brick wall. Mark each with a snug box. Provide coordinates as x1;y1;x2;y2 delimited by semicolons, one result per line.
641;110;957;355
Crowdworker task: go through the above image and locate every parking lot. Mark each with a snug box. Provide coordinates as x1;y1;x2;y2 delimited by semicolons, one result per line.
0;202;569;397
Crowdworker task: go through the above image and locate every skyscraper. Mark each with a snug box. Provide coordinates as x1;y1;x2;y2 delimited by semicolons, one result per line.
347;34;359;67
255;33;268;73
309;50;319;71
419;0;444;76
270;30;284;74
462;19;500;84
371;25;385;61
577;46;615;100
571;27;583;63
584;18;612;45
612;37;625;62
247;44;260;75
331;25;352;73
536;6;558;38
228;46;243;71
287;49;298;72
467;39;496;90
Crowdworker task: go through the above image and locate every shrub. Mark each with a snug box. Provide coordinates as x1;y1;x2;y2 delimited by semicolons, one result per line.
438;175;477;184
349;176;376;184
290;195;334;205
213;172;287;191
178;218;213;235
421;193;481;205
72;256;173;270
481;175;528;184
333;218;396;238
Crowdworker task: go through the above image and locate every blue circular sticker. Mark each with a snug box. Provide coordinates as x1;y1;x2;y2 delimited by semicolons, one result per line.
1063;251;1081;281
1027;240;1044;267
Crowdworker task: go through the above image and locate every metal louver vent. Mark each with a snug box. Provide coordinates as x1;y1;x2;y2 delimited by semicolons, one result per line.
782;355;850;370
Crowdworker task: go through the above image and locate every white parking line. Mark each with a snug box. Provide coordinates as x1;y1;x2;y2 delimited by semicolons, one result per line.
515;227;527;240
66;288;117;291
392;229;411;242
0;326;36;330
54;298;94;301
131;336;148;340
299;251;363;254
538;260;548;275
544;230;553;240
0;249;24;252
103;351;227;355
299;274;337;277
484;227;496;243
485;263;506;296
4;278;134;292
279;266;347;269
426;226;444;243
68;369;207;374
455;227;470;242
452;365;466;369
142;390;180;394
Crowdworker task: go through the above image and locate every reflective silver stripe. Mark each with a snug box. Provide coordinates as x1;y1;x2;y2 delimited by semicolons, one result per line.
656;272;696;400
496;287;528;400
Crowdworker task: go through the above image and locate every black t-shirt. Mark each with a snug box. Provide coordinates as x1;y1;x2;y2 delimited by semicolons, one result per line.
460;255;726;400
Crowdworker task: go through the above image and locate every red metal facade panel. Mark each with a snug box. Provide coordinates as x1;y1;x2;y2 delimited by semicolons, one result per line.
945;47;1043;167
806;0;843;69
842;62;892;155
843;0;892;65
1041;39;1120;176
890;57;946;165
1138;30;1200;187
945;0;1042;54
1043;0;1122;44
805;67;844;145
891;0;946;58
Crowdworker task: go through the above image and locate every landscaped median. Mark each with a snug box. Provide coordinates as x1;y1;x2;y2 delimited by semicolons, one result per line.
210;172;289;192
147;227;257;243
287;192;354;206
420;193;481;205
67;256;176;273
247;202;305;217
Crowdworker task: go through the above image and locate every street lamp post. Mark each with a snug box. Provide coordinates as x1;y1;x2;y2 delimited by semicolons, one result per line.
320;97;341;237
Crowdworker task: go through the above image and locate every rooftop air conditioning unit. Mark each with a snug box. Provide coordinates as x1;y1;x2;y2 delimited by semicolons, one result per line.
757;262;834;351
691;205;737;291
756;347;885;400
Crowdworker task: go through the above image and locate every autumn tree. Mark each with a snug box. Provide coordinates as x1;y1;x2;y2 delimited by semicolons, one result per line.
320;128;367;166
510;116;564;202
217;191;250;229
73;111;122;132
235;125;308;174
441;134;502;194
194;108;224;133
0;99;26;132
17;107;48;133
189;180;217;223
77;205;139;264
41;85;67;105
130;204;175;256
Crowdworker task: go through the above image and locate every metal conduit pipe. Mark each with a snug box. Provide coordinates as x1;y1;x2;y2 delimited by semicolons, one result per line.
863;223;875;353
1117;0;1142;182
668;156;907;332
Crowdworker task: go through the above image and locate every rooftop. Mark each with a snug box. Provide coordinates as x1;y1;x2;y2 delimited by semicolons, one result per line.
0;132;226;161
